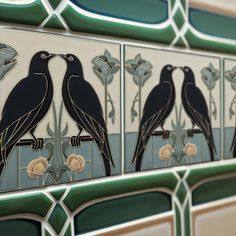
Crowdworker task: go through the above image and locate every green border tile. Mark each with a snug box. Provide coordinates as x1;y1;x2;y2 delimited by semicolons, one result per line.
0;0;48;26
192;175;236;205
0;193;52;217
44;14;66;30
64;172;178;212
74;192;171;234
186;163;236;187
48;204;67;234
61;5;176;45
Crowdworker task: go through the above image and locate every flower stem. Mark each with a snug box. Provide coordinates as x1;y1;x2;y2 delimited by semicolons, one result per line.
138;80;142;122
105;77;108;124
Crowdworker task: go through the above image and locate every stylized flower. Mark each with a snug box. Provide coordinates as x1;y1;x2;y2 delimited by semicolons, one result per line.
125;54;152;86
201;63;220;90
159;144;174;160
183;143;197;157
225;66;236;90
92;50;120;85
27;157;48;178
0;43;17;80
67;154;85;172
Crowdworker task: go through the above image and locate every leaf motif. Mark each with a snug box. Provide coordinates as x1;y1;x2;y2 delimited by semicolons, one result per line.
106;74;113;84
61;123;68;136
110;57;120;65
110;65;120;74
47;123;54;137
93;69;105;85
141;72;152;86
181;119;186;130
92;56;104;67
125;65;135;74
126;59;137;65
133;75;141;86
135;54;142;62
104;50;111;60
131;106;138;122
171;119;176;129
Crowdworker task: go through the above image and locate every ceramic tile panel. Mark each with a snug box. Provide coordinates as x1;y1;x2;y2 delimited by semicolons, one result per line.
224;58;236;159
124;45;221;173
0;28;121;192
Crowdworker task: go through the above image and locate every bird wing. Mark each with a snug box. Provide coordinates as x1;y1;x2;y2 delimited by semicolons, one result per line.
185;83;216;150
132;82;173;162
67;75;114;166
140;82;173;136
0;73;47;148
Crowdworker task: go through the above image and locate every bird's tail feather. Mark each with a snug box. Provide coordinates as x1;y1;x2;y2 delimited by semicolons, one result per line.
132;131;149;172
98;133;114;176
205;130;216;161
208;142;214;162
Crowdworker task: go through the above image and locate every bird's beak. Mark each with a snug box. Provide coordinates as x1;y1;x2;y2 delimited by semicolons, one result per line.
47;53;56;58
60;54;66;59
179;66;184;71
172;66;177;71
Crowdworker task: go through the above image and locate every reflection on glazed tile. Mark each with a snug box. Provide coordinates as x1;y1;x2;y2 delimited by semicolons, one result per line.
0;28;121;192
192;199;236;236
125;45;221;173
224;58;236;159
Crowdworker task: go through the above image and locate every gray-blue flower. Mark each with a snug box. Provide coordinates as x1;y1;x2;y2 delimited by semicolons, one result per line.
0;44;17;80
126;54;152;86
92;50;120;85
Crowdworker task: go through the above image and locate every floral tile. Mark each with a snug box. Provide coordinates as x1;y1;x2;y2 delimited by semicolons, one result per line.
124;45;221;173
224;58;236;159
0;28;121;192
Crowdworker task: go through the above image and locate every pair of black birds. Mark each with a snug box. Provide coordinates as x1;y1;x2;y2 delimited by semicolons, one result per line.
132;64;217;171
0;51;216;178
0;51;114;177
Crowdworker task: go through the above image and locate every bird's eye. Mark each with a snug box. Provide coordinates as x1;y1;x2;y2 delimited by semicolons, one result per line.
41;53;46;59
167;66;172;71
68;56;74;62
185;68;189;72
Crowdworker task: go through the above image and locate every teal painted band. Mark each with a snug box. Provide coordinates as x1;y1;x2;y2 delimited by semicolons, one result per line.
192;175;236;205
74;192;171;234
64;172;178;212
190;8;236;41
70;0;168;24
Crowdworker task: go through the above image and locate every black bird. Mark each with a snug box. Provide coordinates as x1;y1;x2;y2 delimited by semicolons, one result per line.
60;53;115;176
230;130;236;158
181;66;216;161
132;64;177;171
0;51;55;176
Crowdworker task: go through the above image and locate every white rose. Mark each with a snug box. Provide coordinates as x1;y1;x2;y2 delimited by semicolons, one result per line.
184;143;197;157
159;144;173;160
27;157;48;178
67;154;85;172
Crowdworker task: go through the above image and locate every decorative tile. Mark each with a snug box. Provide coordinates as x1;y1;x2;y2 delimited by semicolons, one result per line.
0;0;48;26
74;192;171;234
124;45;221;173
224;58;236;159
0;28;121;192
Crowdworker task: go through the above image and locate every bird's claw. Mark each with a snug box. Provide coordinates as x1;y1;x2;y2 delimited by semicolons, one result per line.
162;130;170;139
32;138;44;150
71;136;81;147
187;129;194;137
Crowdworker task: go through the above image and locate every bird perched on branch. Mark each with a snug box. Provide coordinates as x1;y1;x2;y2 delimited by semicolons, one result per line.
181;66;216;161
132;64;177;171
0;51;55;177
60;53;115;176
